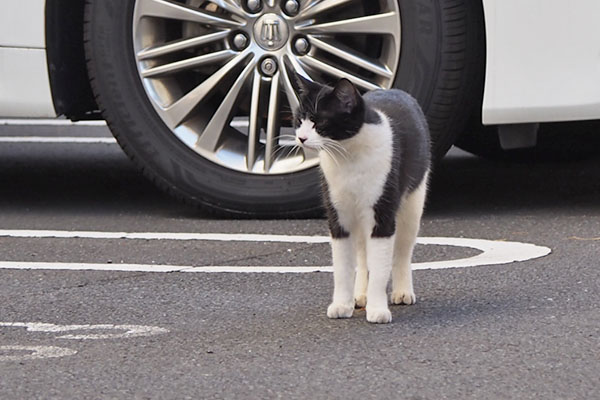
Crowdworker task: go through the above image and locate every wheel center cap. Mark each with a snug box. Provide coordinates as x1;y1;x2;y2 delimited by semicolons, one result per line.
253;14;289;51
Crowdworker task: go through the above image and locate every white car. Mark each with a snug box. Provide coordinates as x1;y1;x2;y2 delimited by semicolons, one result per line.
2;0;600;216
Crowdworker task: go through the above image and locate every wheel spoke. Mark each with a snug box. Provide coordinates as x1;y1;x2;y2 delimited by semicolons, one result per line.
287;54;312;81
307;36;393;79
298;0;355;20
297;12;398;37
264;72;281;172
142;49;236;78
206;0;247;18
162;51;251;129
247;70;262;170
197;58;257;151
299;55;379;91
137;0;243;28
280;55;300;113
137;31;230;61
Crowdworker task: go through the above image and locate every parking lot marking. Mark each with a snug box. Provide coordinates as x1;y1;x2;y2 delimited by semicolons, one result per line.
0;136;116;144
0;322;169;362
0;322;169;340
0;230;551;273
0;229;330;243
0;119;106;126
0;346;77;362
0;119;247;128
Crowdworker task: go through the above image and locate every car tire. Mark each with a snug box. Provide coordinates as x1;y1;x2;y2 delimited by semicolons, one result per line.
84;0;485;217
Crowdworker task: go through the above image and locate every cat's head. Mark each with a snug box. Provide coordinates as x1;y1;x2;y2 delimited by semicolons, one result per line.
293;76;364;149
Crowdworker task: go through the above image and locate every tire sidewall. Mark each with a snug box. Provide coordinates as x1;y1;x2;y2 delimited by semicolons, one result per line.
395;0;486;160
86;0;322;217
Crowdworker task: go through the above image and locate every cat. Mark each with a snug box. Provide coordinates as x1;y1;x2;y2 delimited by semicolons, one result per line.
294;76;431;324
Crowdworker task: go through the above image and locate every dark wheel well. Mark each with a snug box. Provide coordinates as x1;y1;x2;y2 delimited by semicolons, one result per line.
45;0;101;120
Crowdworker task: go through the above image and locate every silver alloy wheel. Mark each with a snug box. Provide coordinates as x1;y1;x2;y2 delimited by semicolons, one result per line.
132;0;401;175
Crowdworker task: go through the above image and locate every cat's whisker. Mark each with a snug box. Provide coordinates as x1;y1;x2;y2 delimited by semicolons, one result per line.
289;144;302;159
322;140;349;162
320;145;341;168
328;146;349;163
273;134;297;142
272;145;294;159
329;147;348;164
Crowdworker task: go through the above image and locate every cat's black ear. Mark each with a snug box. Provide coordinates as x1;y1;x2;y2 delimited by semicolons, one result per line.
293;72;322;96
332;78;360;113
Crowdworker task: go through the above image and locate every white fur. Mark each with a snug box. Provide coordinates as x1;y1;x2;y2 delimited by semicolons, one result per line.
296;112;427;324
365;237;395;323
327;238;356;319
391;172;428;305
320;113;394;324
296;112;427;323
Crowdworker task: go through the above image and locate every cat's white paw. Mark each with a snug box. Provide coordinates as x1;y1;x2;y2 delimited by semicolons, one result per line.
354;295;367;308
366;307;392;324
391;290;416;305
327;303;354;319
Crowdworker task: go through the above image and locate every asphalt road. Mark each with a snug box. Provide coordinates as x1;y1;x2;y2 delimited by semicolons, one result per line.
0;122;599;399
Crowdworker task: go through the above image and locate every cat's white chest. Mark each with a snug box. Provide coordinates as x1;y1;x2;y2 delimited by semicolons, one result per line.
320;114;394;231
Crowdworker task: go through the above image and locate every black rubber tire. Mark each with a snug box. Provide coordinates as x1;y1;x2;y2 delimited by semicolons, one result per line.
396;0;486;161
456;120;600;162
83;0;485;217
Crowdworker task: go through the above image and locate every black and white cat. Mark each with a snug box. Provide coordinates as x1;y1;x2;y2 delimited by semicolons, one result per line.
294;77;431;324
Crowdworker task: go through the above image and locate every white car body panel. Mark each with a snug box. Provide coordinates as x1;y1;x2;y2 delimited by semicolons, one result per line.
0;0;46;48
482;0;600;124
0;0;56;118
0;47;56;118
1;0;600;125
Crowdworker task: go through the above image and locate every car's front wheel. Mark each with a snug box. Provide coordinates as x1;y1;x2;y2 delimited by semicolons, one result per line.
84;0;484;217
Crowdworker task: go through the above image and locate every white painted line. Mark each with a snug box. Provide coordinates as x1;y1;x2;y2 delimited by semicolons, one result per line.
0;136;116;144
184;266;334;273
0;118;244;129
0;322;169;340
0;261;181;273
0;230;330;243
0;345;77;361
0;119;106;126
0;230;552;273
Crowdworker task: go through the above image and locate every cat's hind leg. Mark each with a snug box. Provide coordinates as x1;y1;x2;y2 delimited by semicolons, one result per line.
391;174;428;305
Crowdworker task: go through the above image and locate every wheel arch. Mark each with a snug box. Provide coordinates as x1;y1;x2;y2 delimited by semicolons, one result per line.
45;0;101;120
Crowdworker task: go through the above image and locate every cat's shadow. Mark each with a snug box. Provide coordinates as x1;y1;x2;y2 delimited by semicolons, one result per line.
338;291;534;328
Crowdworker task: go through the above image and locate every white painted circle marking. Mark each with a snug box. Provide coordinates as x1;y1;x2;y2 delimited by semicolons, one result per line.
0;230;551;273
0;345;77;361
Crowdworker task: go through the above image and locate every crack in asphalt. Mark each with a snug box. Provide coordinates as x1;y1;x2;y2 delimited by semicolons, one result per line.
197;244;317;267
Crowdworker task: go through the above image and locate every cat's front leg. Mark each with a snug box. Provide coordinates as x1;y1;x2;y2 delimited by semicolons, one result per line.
327;238;356;319
366;236;395;324
353;238;368;308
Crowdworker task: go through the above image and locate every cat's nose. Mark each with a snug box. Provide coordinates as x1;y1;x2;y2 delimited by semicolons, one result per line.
298;137;307;143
